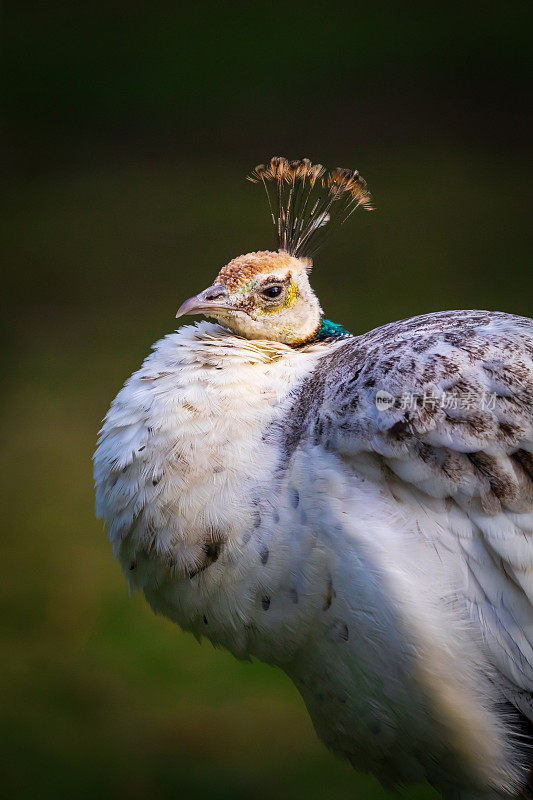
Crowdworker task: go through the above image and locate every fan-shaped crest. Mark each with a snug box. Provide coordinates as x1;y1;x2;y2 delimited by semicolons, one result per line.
248;156;373;258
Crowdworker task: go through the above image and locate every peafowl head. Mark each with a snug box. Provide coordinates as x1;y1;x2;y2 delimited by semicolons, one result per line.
177;249;322;345
176;157;372;346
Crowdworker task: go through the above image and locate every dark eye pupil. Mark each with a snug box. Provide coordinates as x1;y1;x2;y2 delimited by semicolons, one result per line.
265;286;282;298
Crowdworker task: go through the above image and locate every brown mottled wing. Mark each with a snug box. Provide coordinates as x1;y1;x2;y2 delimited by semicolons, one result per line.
285;310;533;721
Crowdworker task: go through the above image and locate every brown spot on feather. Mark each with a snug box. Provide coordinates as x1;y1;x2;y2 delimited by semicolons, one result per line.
188;536;224;578
514;449;533;480
323;577;336;610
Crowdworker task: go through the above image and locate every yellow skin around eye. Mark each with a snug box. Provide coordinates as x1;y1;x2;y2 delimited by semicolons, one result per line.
257;280;298;315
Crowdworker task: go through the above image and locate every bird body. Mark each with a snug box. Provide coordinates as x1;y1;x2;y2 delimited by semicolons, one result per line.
94;159;533;799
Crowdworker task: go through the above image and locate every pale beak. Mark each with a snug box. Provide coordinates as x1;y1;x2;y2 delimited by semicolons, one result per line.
176;284;232;319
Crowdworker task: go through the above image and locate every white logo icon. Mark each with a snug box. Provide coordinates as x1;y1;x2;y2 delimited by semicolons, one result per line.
375;390;395;410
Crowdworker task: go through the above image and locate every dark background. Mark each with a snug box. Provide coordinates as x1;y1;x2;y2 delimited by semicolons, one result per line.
2;3;532;799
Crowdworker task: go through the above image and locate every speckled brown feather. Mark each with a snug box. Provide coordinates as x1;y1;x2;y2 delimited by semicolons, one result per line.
216;250;310;293
269;309;533;742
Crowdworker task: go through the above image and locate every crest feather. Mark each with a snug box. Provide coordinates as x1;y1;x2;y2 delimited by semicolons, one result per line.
248;156;373;257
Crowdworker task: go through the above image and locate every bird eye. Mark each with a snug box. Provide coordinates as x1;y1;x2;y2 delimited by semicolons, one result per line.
262;285;283;299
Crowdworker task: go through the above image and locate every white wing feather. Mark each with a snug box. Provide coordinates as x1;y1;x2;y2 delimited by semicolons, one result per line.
279;310;533;721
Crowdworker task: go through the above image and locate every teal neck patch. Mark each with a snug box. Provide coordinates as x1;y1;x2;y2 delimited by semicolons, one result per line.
313;316;352;343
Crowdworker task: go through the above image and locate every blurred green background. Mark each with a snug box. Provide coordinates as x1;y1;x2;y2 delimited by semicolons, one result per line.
2;3;532;799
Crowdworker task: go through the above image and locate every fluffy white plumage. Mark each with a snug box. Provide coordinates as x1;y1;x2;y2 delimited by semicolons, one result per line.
93;158;533;799
94;309;533;799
